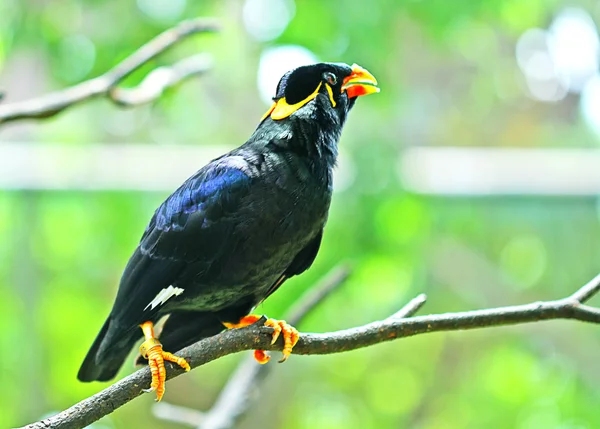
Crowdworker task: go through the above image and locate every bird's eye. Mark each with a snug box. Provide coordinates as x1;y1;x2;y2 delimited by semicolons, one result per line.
323;72;337;86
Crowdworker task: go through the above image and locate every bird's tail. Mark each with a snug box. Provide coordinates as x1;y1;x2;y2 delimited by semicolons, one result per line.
77;316;140;382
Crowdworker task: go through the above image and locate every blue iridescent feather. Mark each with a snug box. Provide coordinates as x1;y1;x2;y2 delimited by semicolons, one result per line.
155;168;249;232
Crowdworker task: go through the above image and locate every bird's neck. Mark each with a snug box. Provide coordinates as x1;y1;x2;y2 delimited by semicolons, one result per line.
290;118;340;168
246;105;348;191
261;107;344;169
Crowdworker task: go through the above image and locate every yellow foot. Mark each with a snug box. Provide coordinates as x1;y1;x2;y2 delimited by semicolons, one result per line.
223;315;299;364
139;321;190;402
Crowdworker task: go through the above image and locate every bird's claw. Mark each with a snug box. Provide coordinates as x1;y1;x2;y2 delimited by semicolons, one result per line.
253;349;271;364
223;315;300;364
266;319;283;344
262;318;299;364
139;337;190;402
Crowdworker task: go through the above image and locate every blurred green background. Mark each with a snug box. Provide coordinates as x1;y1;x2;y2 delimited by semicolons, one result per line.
1;0;600;428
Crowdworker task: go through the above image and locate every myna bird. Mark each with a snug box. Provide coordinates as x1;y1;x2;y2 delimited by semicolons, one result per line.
78;62;379;400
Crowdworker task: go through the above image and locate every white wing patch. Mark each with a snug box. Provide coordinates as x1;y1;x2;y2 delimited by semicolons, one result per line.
144;286;185;311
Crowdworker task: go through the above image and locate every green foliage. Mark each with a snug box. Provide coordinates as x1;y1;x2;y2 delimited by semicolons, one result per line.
1;0;600;428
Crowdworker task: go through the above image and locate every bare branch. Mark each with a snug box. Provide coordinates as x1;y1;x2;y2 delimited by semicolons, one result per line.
153;265;352;429
0;18;219;124
569;272;600;303
284;265;352;325
19;273;600;429
198;265;351;429
191;355;266;429
389;293;427;319
109;54;213;106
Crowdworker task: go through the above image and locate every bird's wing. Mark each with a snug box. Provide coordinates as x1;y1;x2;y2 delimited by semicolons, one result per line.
109;163;252;327
261;230;324;302
284;229;323;277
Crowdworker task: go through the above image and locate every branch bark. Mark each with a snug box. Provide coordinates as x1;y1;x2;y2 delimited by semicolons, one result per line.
0;18;219;124
19;272;600;429
153;265;353;429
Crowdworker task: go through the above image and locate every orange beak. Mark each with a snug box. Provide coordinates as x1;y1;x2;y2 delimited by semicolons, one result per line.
342;64;380;98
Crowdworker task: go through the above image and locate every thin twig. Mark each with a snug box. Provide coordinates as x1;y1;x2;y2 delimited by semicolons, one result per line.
110;54;213;106
0;18;219;124
390;293;428;319
285;265;352;325
569;272;600;303
19;273;600;429
153;265;352;429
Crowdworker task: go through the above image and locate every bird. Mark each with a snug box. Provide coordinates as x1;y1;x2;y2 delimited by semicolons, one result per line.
77;62;379;401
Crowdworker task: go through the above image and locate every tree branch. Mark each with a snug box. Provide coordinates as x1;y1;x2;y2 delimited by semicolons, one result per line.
154;265;352;429
390;293;427;319
19;272;600;429
0;18;219;124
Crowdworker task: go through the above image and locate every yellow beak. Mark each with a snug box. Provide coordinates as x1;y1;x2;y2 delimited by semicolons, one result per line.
342;64;380;98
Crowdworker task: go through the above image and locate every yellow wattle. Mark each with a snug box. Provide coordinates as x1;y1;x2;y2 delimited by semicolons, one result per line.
325;83;336;107
271;82;323;120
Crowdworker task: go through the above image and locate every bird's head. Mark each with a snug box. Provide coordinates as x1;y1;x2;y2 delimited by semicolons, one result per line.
261;62;379;124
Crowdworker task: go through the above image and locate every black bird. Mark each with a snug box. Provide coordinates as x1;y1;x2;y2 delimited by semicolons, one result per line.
78;62;379;400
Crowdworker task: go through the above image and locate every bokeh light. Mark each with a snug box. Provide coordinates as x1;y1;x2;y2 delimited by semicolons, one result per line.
580;75;600;139
243;0;295;42
137;0;187;23
55;35;96;83
516;8;600;103
548;8;599;93
257;44;318;104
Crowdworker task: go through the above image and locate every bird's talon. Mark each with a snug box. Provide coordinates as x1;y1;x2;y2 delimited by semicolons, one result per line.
254;349;271;364
264;318;298;363
138;321;188;401
265;319;282;344
224;315;299;364
261;318;298;363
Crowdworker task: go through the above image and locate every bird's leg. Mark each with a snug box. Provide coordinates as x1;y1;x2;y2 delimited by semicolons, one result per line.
139;321;190;401
223;315;299;364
